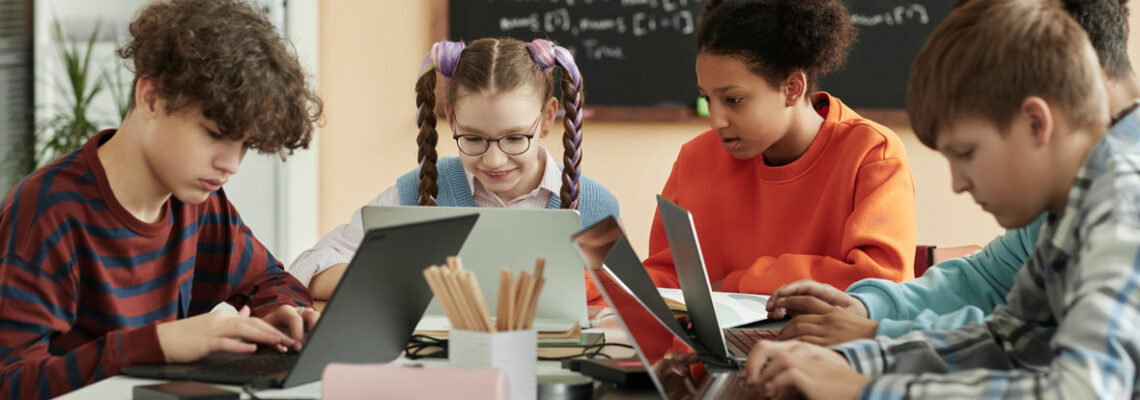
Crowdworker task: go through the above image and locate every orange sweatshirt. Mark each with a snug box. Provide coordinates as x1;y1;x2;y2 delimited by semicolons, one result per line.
586;93;915;303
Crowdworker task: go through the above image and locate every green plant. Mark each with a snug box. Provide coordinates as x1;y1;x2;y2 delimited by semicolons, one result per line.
30;19;130;168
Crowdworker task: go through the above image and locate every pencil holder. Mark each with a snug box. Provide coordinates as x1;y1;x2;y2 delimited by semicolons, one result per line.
450;328;537;400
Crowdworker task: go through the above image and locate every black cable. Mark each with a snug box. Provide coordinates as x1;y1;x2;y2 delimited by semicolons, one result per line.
404;336;636;361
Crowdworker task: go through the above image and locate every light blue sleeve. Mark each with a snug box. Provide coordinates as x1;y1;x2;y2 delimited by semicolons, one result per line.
847;215;1043;337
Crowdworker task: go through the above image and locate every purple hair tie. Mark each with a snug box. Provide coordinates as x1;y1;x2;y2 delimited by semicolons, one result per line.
527;39;558;73
420;41;465;78
526;39;581;86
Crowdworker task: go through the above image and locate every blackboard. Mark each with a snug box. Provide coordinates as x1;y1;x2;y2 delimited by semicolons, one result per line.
822;1;954;111
439;0;953;123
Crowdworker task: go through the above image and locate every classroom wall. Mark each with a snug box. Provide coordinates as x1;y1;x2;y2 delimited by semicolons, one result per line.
319;2;1140;258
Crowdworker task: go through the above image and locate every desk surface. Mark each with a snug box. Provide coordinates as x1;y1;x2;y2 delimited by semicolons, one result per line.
56;311;662;400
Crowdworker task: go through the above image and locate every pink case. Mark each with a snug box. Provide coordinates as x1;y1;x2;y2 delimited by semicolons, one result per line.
321;363;509;400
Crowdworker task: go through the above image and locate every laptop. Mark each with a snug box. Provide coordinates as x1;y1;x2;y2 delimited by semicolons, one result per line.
656;195;777;359
362;206;589;326
123;214;479;388
572;217;748;399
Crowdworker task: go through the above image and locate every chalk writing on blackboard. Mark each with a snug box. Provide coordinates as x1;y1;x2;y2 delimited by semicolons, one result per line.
850;4;929;27
498;8;694;37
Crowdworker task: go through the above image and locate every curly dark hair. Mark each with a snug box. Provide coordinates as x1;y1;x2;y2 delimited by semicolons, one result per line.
118;0;323;157
956;0;1133;79
695;0;857;91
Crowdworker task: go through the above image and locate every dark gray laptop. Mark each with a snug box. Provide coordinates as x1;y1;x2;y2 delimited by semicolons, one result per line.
656;195;777;360
123;214;479;388
573;217;748;399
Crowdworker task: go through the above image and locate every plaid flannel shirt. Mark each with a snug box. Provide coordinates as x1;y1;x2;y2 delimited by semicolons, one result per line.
835;101;1140;399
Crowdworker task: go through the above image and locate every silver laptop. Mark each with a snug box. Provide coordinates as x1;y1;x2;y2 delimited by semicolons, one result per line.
573;217;748;399
362;206;589;325
656;195;777;360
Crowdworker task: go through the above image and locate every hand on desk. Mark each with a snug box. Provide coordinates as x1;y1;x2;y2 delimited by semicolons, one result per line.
156;305;296;363
745;340;867;400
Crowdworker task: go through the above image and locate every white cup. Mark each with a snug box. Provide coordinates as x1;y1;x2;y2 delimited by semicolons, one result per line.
450;329;537;400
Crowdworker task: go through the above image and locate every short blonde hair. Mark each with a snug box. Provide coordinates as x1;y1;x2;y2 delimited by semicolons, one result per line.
907;0;1107;148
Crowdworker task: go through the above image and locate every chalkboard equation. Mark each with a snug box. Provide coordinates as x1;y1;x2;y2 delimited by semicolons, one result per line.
444;0;950;117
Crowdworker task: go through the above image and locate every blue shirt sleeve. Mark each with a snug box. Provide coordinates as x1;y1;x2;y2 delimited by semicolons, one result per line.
847;215;1043;337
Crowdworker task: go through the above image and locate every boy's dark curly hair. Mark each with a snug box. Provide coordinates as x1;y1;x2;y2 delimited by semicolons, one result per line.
695;0;857;91
118;0;323;157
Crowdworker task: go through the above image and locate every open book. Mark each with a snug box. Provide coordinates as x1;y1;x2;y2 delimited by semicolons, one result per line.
657;288;770;329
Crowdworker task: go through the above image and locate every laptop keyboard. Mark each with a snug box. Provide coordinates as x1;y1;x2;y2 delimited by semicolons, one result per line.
182;351;299;384
205;352;297;374
717;372;748;398
725;328;777;358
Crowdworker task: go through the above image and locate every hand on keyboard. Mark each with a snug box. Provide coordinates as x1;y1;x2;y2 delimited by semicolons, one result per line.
765;280;868;320
260;304;321;351
157;305;296;363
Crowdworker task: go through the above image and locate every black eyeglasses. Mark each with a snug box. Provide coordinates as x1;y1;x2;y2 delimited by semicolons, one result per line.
450;112;542;156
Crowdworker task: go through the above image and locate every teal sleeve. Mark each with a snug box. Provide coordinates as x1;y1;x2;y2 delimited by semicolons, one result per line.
847;215;1043;336
875;306;987;338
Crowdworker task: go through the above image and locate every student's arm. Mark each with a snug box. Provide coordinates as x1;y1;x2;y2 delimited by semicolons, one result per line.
0;213;165;398
0;295;165;399
721;154;916;294
206;194;313;316
287;185;399;296
835;212;1140;398
847;215;1042;337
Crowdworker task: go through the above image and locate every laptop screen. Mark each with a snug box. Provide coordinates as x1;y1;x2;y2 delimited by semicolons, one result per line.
656;195;731;357
573;217;700;399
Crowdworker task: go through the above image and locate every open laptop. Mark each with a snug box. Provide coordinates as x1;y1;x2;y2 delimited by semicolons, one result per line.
123;214;479;388
656;195;778;359
362;206;589;326
572;217;748;399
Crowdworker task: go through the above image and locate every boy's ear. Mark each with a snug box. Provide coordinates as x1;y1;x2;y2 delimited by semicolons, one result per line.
539;97;559;139
1021;96;1054;148
783;71;808;107
134;76;161;119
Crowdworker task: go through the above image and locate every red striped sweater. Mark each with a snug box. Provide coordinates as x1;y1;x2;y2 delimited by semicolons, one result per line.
0;130;312;398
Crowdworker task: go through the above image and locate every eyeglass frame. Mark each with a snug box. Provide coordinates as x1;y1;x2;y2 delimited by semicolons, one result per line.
449;110;543;156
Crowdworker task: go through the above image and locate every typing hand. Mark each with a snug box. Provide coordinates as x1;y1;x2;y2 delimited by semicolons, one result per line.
156;306;295;363
765;280;867;319
261;305;321;351
745;340;867;400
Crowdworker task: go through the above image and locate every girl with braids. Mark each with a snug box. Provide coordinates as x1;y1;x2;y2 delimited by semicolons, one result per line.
288;38;619;301
630;0;917;302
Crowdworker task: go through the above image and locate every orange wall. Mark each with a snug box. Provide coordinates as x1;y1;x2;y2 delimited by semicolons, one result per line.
319;2;1140;257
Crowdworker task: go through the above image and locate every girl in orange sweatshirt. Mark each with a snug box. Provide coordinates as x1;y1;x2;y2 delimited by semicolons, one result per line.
596;0;917;301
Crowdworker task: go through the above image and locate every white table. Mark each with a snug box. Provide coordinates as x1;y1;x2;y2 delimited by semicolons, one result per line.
56;312;637;399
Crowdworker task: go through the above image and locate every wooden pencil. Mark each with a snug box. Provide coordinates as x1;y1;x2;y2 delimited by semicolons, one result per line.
504;271;517;331
497;269;509;332
515;271;533;330
425;266;464;331
441;267;478;331
462;270;494;332
525;277;544;329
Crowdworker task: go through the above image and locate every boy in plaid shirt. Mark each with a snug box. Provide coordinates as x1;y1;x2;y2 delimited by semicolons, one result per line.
743;0;1140;398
